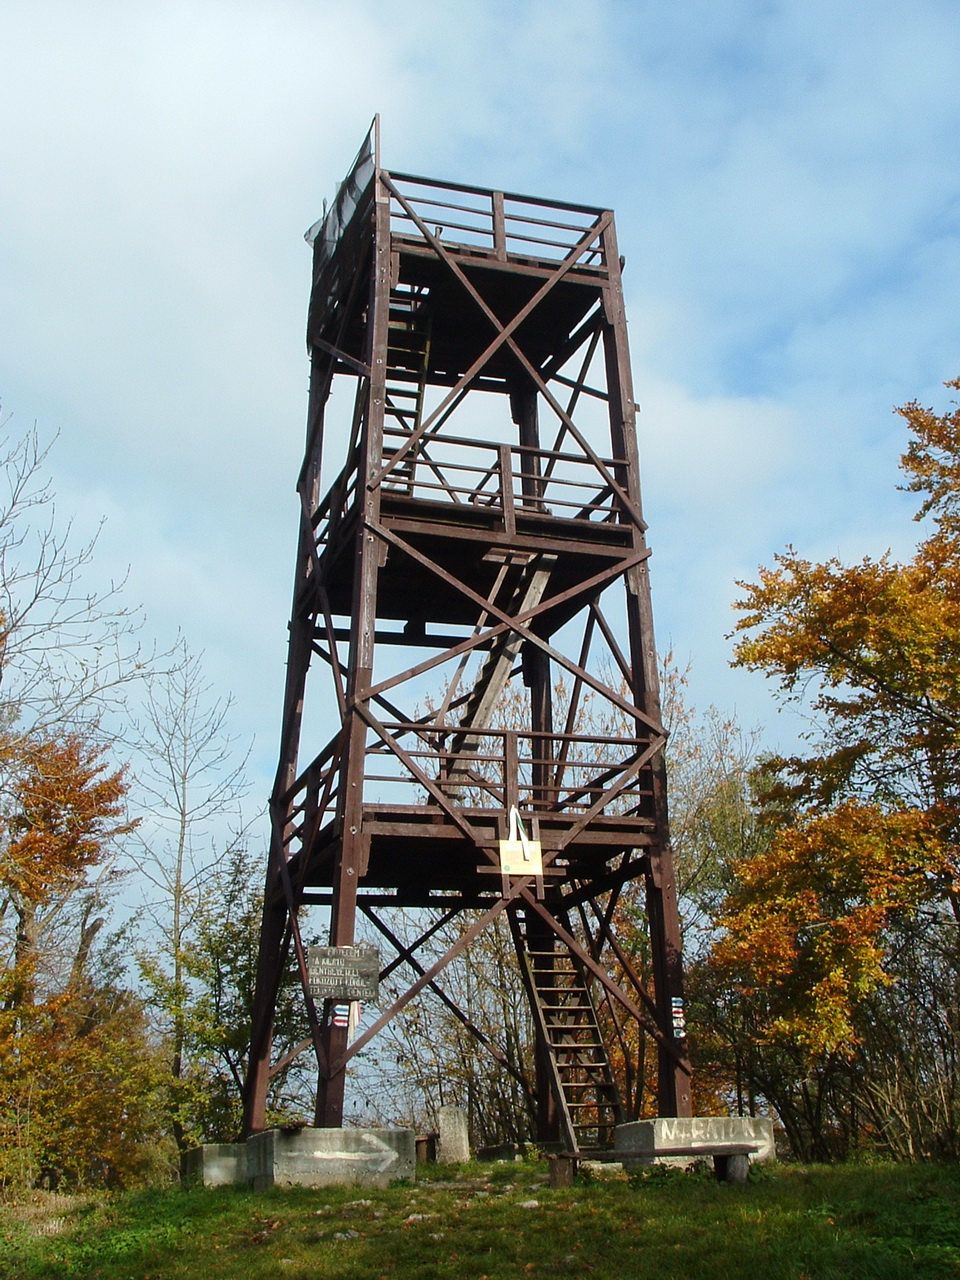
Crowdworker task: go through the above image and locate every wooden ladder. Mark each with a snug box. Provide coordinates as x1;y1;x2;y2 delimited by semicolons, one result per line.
511;911;623;1152
382;283;432;493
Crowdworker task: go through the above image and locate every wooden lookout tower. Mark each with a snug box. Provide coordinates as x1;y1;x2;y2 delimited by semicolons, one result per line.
242;121;692;1149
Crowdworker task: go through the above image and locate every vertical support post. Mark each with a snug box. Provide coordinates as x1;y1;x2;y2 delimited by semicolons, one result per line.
241;891;288;1133
492;190;507;261
511;383;544;510
243;348;331;1136
600;222;691;1119
315;169;392;1128
499;444;516;537
526;645;553;813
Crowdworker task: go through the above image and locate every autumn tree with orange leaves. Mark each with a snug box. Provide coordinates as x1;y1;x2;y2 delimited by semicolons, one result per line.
709;380;960;1160
0;417;167;1188
0;730;170;1188
3;733;132;990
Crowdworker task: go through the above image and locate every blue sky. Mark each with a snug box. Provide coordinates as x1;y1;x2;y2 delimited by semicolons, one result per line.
2;0;959;796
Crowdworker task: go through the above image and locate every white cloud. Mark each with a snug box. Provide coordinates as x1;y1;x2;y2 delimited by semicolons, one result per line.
1;0;958;766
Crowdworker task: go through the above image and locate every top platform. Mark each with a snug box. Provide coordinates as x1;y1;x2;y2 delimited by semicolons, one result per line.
305;119;616;384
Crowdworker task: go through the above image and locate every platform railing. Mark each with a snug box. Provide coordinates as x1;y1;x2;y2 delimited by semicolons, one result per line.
276;717;657;874
387;172;608;268
307;434;630;587
276;730;344;867
377;430;627;527
362;723;656;820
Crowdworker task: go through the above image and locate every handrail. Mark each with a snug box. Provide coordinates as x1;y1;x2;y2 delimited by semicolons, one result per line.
387;169;607;219
375;431;628;524
387;172;607;266
357;721;654;818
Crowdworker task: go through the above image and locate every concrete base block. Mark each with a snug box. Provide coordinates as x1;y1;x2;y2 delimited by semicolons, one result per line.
614;1116;776;1166
247;1127;415;1191
181;1143;248;1187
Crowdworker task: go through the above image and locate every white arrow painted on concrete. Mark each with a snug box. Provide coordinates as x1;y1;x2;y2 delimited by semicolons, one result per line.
309;1133;398;1175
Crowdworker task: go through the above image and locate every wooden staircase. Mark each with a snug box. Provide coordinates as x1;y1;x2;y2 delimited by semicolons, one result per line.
443;552;557;783
511;912;623;1152
382;283;431;492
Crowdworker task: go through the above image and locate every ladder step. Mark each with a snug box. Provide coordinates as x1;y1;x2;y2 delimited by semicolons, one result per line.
563;1078;619;1089
381;287;430;440
518;928;624;1154
387;340;426;354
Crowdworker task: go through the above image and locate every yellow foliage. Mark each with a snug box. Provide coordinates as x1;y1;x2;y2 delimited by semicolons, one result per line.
719;381;960;1063
2;732;134;906
711;803;950;1059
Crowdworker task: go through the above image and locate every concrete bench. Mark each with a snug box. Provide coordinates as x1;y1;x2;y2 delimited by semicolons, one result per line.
550;1142;760;1187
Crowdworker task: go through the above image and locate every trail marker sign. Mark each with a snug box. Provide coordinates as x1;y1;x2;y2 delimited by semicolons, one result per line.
307;945;380;1002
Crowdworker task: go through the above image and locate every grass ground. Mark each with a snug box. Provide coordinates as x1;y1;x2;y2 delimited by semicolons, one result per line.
2;1158;960;1279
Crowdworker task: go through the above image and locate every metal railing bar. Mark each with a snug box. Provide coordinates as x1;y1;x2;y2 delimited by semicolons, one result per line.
387;170;607;217
391;193;494;217
392;212;495;240
380;721;650;751
551;755;645;813
504;209;600;234
504;230;600;252
390;219;602;261
381;427;627;470
380;467;614;505
413;443;466;503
